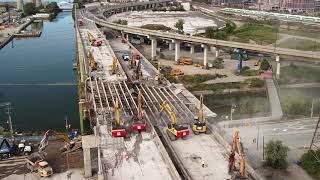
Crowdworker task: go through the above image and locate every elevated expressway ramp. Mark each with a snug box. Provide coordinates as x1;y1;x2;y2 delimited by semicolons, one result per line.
84;4;320;60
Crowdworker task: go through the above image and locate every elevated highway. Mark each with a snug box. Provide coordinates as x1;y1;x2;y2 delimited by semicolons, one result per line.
84;2;320;61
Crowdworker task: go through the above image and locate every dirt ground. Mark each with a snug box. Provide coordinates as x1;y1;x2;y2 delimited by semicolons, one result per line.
0;140;84;179
136;44;261;83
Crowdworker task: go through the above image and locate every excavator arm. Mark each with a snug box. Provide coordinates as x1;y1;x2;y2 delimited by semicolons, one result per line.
198;94;204;122
115;98;121;125
159;101;176;125
230;130;247;179
137;91;143;120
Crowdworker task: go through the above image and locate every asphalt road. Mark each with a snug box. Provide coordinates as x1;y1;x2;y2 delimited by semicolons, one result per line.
221;118;318;168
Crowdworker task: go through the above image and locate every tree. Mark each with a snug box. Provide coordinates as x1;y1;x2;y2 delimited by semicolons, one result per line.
212;57;224;69
23;2;36;16
259;58;270;71
265;140;289;169
45;2;60;14
175;19;184;34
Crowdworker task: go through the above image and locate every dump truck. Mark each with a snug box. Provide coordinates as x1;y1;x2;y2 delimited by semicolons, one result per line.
25;157;53;177
179;57;193;65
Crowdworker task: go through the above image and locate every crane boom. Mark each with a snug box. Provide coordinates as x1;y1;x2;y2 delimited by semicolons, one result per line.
159;101;176;125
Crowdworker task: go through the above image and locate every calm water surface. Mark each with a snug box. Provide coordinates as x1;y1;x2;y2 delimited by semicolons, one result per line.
0;12;79;132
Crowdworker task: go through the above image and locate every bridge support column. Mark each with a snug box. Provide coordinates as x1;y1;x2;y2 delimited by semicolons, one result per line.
151;37;157;60
84;147;92;177
169;43;174;51
175;41;181;62
202;44;208;68
190;44;195;54
276;55;280;79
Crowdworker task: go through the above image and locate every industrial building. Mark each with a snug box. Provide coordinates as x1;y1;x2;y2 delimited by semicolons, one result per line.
280;0;315;13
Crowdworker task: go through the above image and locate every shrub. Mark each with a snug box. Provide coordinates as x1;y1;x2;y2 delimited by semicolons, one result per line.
265;140;289;169
260;58;270;71
301;150;320;179
212;58;224;69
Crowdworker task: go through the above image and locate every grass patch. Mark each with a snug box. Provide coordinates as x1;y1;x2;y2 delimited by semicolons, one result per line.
278;38;320;51
279;63;320;84
233;23;277;45
179;74;226;84
188;78;264;91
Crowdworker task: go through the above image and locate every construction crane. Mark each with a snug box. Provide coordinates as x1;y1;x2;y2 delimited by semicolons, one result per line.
192;94;211;134
111;98;126;137
159;101;189;141
131;90;146;131
229;130;247;179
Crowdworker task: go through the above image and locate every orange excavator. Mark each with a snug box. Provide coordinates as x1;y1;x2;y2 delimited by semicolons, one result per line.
111;98;126;137
131;91;146;131
229;130;247;179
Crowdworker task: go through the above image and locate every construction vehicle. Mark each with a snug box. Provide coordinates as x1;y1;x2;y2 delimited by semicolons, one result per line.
78;19;83;26
111;98;127;137
170;68;184;76
38;130;81;153
87;31;102;47
159;101;189;141
87;31;95;44
110;56;119;74
0;139;18;159
131;91;146;131
179;57;193;65
25;153;53;177
18;140;33;155
229;130;247;179
88;50;97;71
192;94;211;134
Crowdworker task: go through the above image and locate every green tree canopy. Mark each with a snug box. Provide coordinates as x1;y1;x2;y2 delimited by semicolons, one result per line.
175;19;184;33
45;2;60;14
23;2;36;16
265;140;289;169
259;58;270;71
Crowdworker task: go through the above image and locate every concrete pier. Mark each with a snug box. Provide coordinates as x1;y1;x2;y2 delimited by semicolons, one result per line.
151;36;157;60
174;41;180;62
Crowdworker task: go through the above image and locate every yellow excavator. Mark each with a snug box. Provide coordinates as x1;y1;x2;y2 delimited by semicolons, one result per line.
160;101;189;141
192;94;211;134
87;31;95;44
110;56;119;75
87;50;97;71
229;130;247;179
131;91;146;131
111;98;126;137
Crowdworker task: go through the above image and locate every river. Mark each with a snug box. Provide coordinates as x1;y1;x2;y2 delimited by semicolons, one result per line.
0;12;79;132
